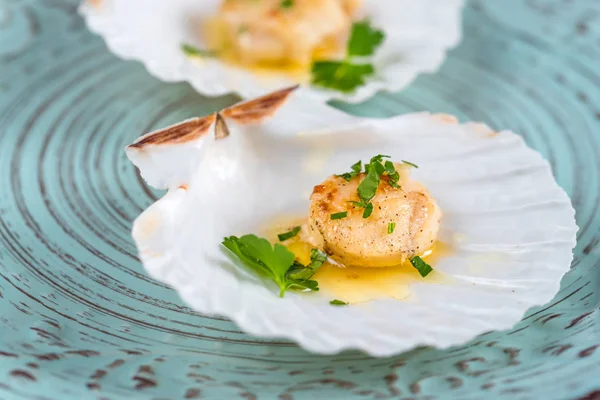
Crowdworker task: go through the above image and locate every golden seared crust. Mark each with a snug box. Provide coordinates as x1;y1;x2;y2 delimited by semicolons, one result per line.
308;166;441;268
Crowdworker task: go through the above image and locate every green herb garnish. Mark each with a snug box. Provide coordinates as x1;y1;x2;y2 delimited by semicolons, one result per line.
286;249;327;281
337;160;362;182
347;20;385;57
362;202;373;218
367;154;390;164
311;20;385;93
338;155;406;219
384;160;401;188
402;160;419;168
331;212;348;220
330;299;349;306
410;256;433;278
332;155;412;220
181;43;217;58
357;155;386;204
388;222;396;234
277;226;301;242
280;0;294;9
311;61;374;93
222;235;324;297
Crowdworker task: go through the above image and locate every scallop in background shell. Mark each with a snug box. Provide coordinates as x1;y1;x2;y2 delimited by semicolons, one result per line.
125;87;577;357
80;0;464;104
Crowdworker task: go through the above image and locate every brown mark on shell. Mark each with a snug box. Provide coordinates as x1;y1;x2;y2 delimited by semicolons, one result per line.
128;114;216;149
214;113;230;140
127;85;297;149
433;113;459;124
220;85;298;124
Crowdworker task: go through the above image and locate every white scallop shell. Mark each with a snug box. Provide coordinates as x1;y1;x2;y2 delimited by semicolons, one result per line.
80;0;464;103
125;91;577;357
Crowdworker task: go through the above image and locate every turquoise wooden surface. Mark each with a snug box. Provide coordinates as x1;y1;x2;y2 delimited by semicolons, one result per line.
1;0;599;399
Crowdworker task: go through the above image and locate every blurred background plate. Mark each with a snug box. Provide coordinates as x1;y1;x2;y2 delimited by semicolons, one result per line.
0;1;599;399
79;0;464;103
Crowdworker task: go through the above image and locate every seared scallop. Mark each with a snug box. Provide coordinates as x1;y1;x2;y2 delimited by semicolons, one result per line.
308;164;441;267
217;0;360;66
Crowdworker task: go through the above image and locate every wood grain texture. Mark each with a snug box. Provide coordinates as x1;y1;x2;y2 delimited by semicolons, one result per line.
0;0;599;399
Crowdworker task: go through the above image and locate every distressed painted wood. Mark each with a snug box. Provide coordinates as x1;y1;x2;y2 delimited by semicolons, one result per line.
0;0;599;398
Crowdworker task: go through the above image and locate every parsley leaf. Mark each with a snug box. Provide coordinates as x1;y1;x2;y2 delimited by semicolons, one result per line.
357;156;386;204
338;155;414;221
347;20;385;57
384;161;401;188
223;235;293;287
402;160;419;168
331;212;348;220
280;0;294;9
181;43;217;58
290;279;319;291
410;256;433;278
277;226;301;242
351;155;398;219
388;222;396;234
222;235;323;297
367;154;390;164
330;299;349;306
311;61;374;93
362;202;373;218
286;249;327;281
310;20;384;93
337;160;362;182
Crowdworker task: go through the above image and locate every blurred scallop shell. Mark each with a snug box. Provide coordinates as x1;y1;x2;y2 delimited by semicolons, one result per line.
80;0;464;103
125;87;577;357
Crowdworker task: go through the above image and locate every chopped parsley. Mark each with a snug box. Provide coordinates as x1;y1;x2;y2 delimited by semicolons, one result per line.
280;0;294;9
312;61;374;93
362;202;373;218
222;234;325;297
347;20;385;57
387;222;396;234
181;43;217;58
331;211;348;220
286;249;327;281
330;299;349;306
311;20;385;93
336;160;362;182
277;226;301;242
336;154;410;219
357;155;387;205
384;161;401;188
368;154;390;164
410;256;433;278
354;154;394;218
402;160;419;168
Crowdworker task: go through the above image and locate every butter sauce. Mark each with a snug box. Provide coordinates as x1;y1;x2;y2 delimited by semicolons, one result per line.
262;217;453;304
201;17;342;81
